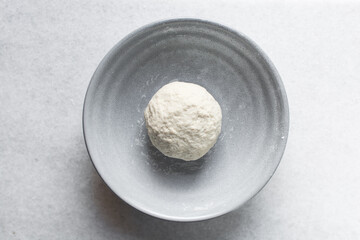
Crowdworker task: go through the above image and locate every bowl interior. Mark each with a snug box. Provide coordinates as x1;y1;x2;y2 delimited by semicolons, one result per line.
83;19;288;221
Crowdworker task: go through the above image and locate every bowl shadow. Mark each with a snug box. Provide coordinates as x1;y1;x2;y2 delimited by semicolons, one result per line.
91;167;262;240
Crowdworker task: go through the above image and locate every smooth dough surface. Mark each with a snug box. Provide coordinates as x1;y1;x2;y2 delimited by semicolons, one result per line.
144;81;222;161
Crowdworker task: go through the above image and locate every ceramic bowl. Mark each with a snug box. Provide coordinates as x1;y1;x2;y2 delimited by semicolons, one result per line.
83;19;289;221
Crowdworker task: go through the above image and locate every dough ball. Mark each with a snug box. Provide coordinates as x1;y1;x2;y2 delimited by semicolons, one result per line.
144;81;222;161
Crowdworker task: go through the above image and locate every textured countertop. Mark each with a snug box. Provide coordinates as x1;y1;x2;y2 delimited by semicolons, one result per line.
1;1;360;239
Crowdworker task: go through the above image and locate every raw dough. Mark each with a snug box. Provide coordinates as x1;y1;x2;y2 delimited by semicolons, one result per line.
144;81;222;161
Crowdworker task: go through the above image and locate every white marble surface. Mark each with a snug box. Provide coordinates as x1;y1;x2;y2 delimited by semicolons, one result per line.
1;0;360;239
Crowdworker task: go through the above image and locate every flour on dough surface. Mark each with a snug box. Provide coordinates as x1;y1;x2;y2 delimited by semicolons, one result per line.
144;81;222;161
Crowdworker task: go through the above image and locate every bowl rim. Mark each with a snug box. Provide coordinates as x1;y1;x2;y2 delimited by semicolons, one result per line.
82;18;290;222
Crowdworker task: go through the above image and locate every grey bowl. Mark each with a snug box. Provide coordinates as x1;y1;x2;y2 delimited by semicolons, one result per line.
83;19;289;222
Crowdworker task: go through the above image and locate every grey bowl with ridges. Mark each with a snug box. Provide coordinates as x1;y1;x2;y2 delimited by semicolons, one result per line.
83;19;289;221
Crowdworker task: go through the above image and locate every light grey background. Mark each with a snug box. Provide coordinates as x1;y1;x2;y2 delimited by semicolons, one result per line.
1;0;359;239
